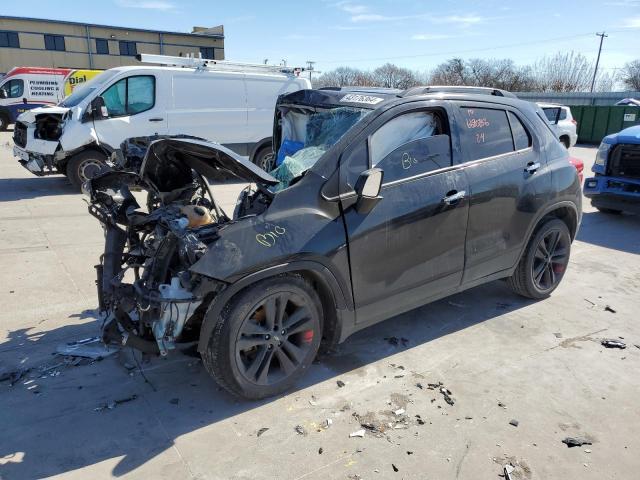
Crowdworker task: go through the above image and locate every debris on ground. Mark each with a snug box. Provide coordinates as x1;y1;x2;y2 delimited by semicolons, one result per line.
604;305;616;314
350;429;365;438
509;419;519;427
295;425;307;436
309;395;318;406
429;385;455;406
384;336;409;347
562;437;593;448
498;401;507;409
415;415;425;425
392;464;399;472
601;339;626;349
323;418;333;429
56;336;119;359
503;463;515;480
393;408;405;416
0;368;31;386
416;383;424;390
257;428;269;437
337;380;346;388
318;447;323;454
94;394;138;412
553;332;563;338
347;474;362;480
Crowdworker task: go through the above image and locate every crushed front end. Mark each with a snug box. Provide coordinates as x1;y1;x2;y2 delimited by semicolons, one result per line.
85;138;277;356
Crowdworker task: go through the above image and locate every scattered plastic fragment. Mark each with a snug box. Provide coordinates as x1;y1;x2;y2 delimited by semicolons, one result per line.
323;418;333;429
509;419;519;427
56;336;119;359
392;464;399;472
295;425;307;435
257;428;269;437
350;429;365;438
393;408;405;416
601;339;626;349
562;437;593;448
416;383;423;390
440;387;455;406
337;380;346;388
604;305;616;313
94;394;138;412
498;401;507;409
318;447;323;454
503;464;515;480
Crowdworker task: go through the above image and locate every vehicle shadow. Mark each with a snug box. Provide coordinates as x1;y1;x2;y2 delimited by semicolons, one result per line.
0;280;534;479
577;210;640;255
0;176;75;201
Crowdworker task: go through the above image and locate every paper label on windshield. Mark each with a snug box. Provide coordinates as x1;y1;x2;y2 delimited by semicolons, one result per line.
339;94;384;105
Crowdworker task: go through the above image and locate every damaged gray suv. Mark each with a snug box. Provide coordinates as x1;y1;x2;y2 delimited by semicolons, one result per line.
86;87;582;399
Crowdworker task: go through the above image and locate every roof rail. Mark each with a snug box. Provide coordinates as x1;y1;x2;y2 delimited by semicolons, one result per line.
136;53;305;76
401;85;517;98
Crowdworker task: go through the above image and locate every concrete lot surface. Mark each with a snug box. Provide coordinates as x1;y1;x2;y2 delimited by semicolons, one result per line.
0;130;639;480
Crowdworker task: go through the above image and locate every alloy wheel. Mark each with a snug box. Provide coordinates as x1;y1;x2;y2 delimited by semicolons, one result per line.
235;291;316;386
532;228;569;291
258;152;275;172
78;159;104;183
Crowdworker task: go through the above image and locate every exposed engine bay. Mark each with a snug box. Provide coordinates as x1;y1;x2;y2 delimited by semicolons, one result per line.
86;138;277;355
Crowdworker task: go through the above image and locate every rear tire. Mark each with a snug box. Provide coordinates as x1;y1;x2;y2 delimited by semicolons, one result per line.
202;275;322;400
67;150;108;190
595;207;622;215
253;145;275;172
0;114;9;132
507;218;571;299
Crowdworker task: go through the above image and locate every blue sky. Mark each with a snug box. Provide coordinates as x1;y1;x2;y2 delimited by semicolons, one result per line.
4;0;640;75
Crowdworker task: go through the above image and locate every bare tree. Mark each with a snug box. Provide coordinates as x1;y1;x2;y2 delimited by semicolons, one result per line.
429;58;468;85
313;67;373;88
532;51;595;92
372;63;419;89
620;60;640;90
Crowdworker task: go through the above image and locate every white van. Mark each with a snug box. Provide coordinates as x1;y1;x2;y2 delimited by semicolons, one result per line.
13;55;310;188
0;67;101;131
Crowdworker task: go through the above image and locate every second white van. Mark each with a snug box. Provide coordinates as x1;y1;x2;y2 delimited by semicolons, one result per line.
13;55;310;188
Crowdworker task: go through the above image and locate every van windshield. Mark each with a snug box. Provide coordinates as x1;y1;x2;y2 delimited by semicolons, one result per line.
59;70;117;108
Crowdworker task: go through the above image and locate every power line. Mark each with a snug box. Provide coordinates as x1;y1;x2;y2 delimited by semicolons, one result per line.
317;29;635;65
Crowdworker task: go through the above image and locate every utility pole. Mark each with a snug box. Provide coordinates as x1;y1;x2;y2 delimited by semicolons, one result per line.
306;60;316;83
590;32;608;93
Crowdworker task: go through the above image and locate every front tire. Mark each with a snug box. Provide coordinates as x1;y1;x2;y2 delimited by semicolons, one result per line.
202;275;322;400
253;145;275;172
67;151;108;190
507;218;571;299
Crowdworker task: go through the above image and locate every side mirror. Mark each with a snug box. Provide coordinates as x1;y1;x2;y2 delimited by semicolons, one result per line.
354;168;383;214
0;89;7;99
90;96;107;120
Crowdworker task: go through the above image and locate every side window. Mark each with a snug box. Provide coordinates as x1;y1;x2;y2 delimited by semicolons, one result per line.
369;111;451;183
459;107;513;161
100;76;155;117
3;79;24;98
508;112;532;150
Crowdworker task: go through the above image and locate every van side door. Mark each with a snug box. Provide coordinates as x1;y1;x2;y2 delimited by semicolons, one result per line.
451;103;551;283
92;74;167;150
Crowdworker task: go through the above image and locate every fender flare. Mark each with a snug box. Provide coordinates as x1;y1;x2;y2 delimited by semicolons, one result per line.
249;137;273;163
510;199;580;273
197;260;351;352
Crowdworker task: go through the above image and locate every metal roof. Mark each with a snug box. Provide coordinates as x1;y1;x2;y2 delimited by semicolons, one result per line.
0;15;224;39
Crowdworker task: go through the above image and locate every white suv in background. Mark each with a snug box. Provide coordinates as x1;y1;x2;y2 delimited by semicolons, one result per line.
538;103;578;148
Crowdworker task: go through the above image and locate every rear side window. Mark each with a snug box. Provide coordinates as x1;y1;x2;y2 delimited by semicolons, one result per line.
459;107;513;161
370;111;451;183
508;112;531;150
100;75;155;116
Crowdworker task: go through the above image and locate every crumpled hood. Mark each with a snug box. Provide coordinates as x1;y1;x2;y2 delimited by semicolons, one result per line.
140;138;278;191
17;105;71;124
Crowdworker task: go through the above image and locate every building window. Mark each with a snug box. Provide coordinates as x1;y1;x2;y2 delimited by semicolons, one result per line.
200;47;215;59
95;38;109;55
119;41;137;56
44;34;66;51
0;31;20;48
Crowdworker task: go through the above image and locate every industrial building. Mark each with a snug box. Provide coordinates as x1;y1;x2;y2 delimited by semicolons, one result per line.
0;16;224;75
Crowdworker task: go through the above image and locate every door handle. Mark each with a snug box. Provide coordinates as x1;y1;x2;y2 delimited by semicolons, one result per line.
442;190;466;205
525;162;541;174
148;118;164;122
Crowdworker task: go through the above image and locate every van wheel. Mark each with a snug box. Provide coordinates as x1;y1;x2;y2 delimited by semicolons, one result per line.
254;146;275;172
0;114;9;132
202;275;322;400
67;151;108;189
507;218;571;299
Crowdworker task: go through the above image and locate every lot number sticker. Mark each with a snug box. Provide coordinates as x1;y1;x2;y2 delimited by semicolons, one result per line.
340;94;384;105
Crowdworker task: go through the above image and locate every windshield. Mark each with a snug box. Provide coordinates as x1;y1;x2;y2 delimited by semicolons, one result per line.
270;106;370;191
59;70;117;108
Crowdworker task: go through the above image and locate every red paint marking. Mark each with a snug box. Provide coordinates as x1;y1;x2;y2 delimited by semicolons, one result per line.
4;66;72;78
301;330;314;343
